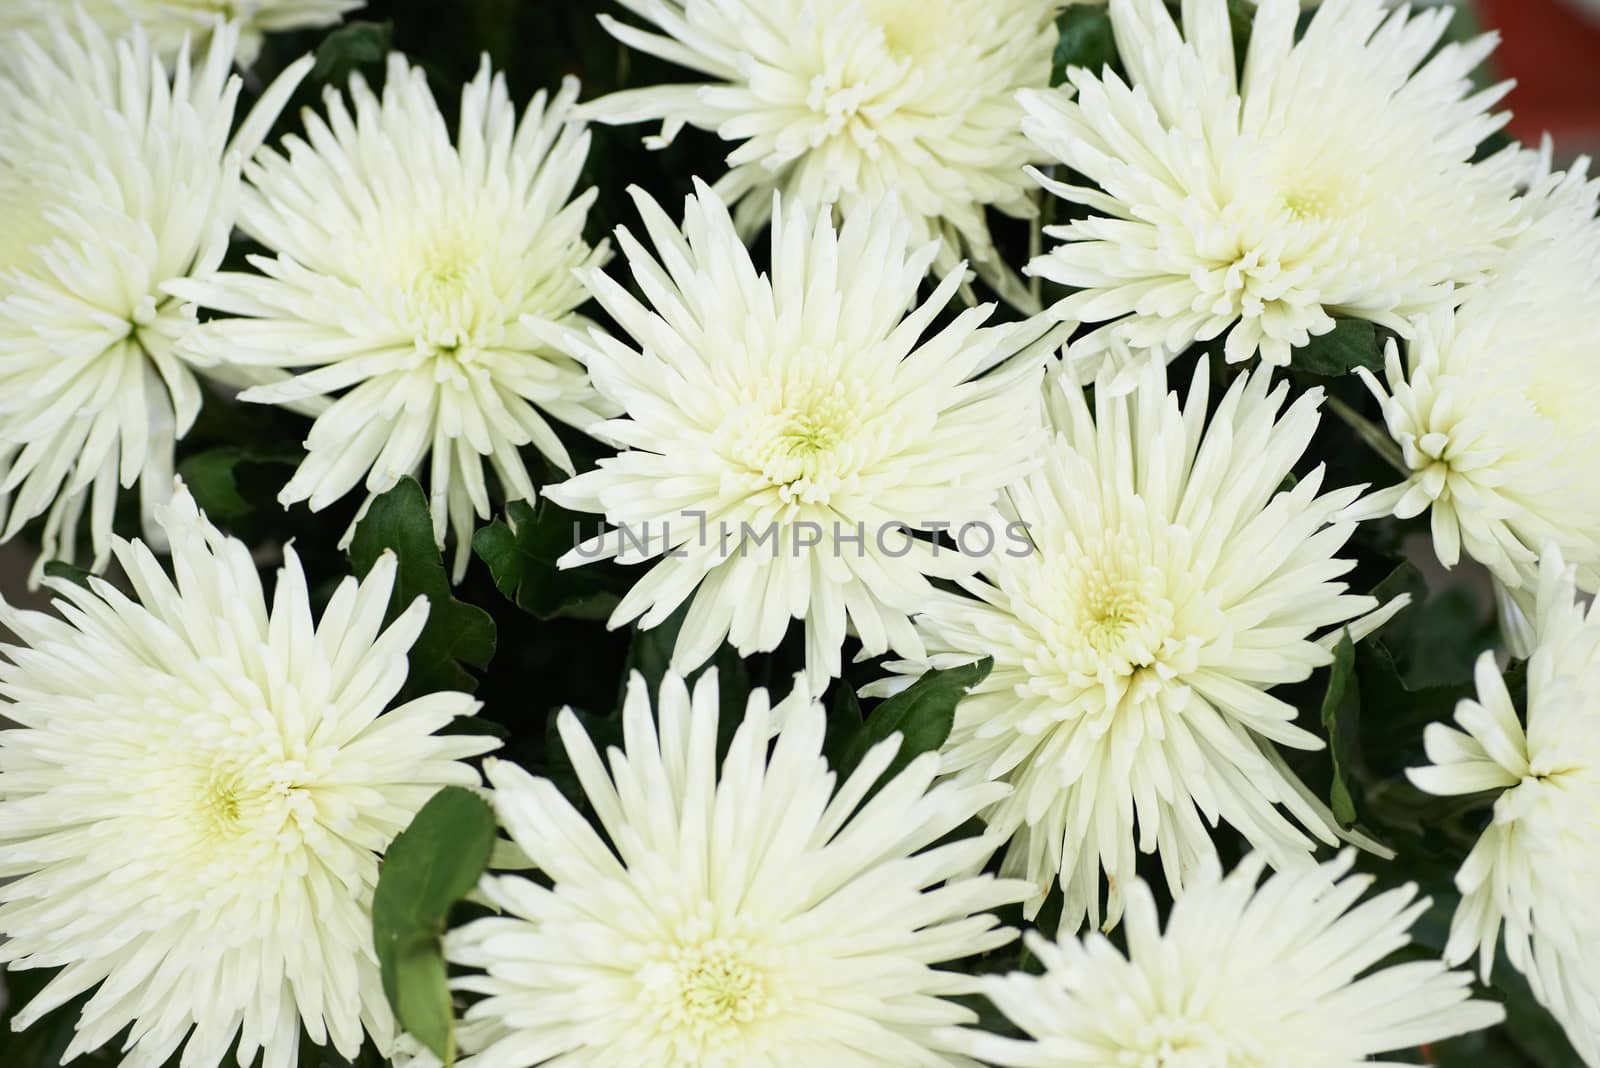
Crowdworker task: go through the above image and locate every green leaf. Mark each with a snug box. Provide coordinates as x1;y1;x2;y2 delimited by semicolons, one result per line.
471;499;626;621
177;444;301;524
346;479;496;696
1356;639;1476;771
1320;633;1361;827
1291;320;1385;377
823;683;865;772
40;561;93;588
1349;640;1489;852
838;659;993;785
1359;560;1495;692
372;787;496;1065
1052;6;1118;85
311;20;393;86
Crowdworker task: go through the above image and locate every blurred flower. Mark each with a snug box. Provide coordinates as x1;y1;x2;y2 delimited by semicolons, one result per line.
1022;0;1522;379
1410;548;1600;1065
583;0;1061;310
2;0;361;65
429;669;1028;1068
179;58;615;581
1358;160;1600;601
546;183;1049;690
0;15;308;580
957;853;1504;1065
0;484;497;1068
877;359;1403;930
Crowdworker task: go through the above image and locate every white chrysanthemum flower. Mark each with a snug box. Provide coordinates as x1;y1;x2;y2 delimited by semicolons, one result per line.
1409;548;1600;1064
877;359;1404;930
0;16;308;581
2;0;361;66
418;669;1028;1068
545;184;1050;689
177;57;615;581
1357;161;1600;600
955;853;1505;1066
1020;0;1522;378
0;484;498;1068
581;0;1061;310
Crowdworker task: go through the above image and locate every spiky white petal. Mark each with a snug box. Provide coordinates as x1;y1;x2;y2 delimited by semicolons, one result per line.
0;16;308;581
1022;0;1521;378
878;359;1403;931
546;183;1050;690
178;57;616;581
1409;549;1600;1065
409;670;1028;1068
955;853;1504;1066
582;0;1061;310
1;0;361;66
0;484;498;1068
1357;161;1600;599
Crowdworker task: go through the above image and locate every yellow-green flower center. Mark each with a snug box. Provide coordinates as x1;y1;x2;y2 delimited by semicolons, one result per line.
722;361;867;506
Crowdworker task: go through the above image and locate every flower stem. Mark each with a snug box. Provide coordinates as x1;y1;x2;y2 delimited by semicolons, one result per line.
1325;394;1408;475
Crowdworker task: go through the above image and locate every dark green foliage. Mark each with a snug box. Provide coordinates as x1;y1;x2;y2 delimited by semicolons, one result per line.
1052;6;1119;85
2;2;1559;1066
1319;633;1361;828
179;444;303;524
472;499;627;620
834;658;993;790
1292;320;1388;378
371;788;497;1064
347;479;497;697
0;969;119;1067
40;560;94;588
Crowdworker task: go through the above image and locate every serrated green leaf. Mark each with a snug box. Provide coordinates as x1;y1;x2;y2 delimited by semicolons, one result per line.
177;444;301;524
1356;640;1475;771
372;787;496;1065
1320;633;1361;827
1052;6;1118;85
1371;559;1427;613
1380;576;1497;690
1292;320;1385;377
838;659;992;786
346;479;495;697
471;499;626;621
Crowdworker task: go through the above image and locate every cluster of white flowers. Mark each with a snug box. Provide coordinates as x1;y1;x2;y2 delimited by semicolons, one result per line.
1;484;497;1067
874;358;1403;931
2;0;1597;1064
1410;548;1600;1063
0;15;309;580
177;57;617;581
1021;0;1523;378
